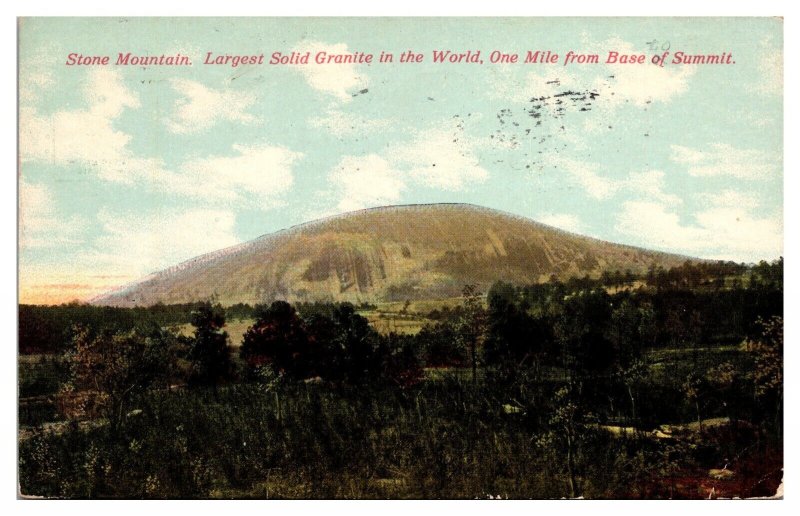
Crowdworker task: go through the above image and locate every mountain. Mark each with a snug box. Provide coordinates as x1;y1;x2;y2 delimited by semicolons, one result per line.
91;203;692;307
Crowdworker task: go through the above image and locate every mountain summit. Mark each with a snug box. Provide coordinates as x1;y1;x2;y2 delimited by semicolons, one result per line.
92;203;690;306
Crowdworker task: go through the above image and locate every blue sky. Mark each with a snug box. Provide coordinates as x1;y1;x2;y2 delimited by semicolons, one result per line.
18;17;783;303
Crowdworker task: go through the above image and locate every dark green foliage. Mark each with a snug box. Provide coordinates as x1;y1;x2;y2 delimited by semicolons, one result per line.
484;281;550;383
18;302;204;354
241;301;310;379
187;303;234;387
324;303;382;385
417;319;465;367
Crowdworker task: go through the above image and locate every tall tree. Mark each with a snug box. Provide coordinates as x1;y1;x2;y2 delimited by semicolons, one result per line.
187;302;233;388
745;315;783;435
458;284;486;386
241;301;309;379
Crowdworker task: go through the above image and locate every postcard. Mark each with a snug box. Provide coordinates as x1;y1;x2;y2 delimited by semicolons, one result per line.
18;17;783;499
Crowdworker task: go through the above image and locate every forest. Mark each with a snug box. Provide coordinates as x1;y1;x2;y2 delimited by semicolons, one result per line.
18;259;783;499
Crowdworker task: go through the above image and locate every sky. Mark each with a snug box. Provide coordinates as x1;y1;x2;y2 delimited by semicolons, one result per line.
18;17;783;304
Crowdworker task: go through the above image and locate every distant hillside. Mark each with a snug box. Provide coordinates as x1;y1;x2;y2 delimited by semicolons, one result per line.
91;203;693;306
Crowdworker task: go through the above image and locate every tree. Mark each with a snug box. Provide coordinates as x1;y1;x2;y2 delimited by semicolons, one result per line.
618;360;647;423
608;299;641;369
554;289;614;382
484;281;549;384
241;301;310;379
544;386;588;498
302;302;381;385
187;302;233;387
330;303;381;385
746;316;783;397
705;361;737;420
417;320;465;367
744;315;783;435
682;373;703;427
59;326;174;427
378;332;424;388
457;284;486;386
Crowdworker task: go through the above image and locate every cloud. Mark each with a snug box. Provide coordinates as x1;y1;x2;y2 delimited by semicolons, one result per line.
590;36;695;107
615;198;781;263
293;41;368;101
670;143;779;179
698;189;760;210
18;42;60;104
20;69;298;207
750;36;782;97
541;155;617;200
321;119;489;213
309;109;392;137
391;124;489;191
20;69;140;170
19;205;242;304
537;213;584;233
171;143;301;205
19;179;84;250
624;170;682;205
328;154;406;212
19;263;133;305
79;208;240;278
165;78;259;134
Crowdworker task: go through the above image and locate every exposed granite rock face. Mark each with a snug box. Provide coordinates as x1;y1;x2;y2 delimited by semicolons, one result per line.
92;204;692;307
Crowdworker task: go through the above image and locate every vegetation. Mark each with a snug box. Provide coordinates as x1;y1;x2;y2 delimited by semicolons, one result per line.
18;259;783;498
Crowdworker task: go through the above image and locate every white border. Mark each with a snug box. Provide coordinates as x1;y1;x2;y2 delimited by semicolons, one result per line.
3;2;796;515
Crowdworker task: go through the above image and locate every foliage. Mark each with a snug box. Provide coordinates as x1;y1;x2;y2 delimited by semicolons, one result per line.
186;303;234;387
241;301;310;379
58;325;175;426
18;258;784;499
745;316;783;397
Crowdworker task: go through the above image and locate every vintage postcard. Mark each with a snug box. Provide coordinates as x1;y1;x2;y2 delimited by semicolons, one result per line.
18;17;783;499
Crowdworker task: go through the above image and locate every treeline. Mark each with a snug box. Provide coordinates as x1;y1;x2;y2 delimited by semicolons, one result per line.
19;302;203;354
44;275;783;429
18;258;782;356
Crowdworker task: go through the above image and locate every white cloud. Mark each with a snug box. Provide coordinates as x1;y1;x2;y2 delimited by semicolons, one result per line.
20;69;299;207
19;179;84;250
698;189;760;210
670;143;779;179
542;155;617;200
165;78;258;134
20;70;301;206
591;37;695;107
616;199;782;263
328;154;406;212
309;109;391;137
293;41;368;101
322;119;489;213
19;43;59;104
172;143;301;205
391;125;489;191
751;36;782;97
80;208;240;278
20;69;140;169
537;213;584;233
624;170;682;205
